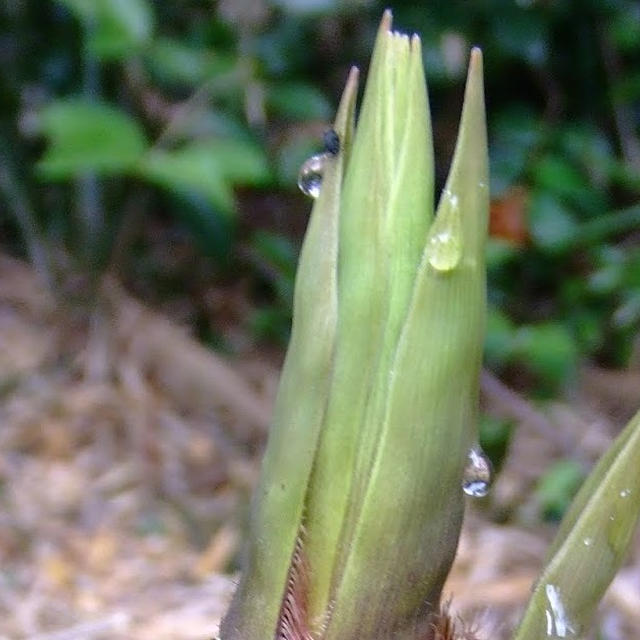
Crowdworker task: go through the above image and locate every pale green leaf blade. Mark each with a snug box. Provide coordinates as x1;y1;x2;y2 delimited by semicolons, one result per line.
302;15;436;624
219;67;359;640
323;48;488;639
513;409;640;639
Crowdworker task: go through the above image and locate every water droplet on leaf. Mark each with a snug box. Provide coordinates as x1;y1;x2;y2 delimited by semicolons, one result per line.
544;584;576;637
619;488;631;498
427;190;462;272
583;537;593;547
427;231;462;272
462;447;492;497
298;153;327;199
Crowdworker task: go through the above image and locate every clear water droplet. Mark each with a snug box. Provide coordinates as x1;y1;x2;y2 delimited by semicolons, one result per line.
544;584;576;637
462;447;492;497
427;231;462;272
298;153;328;199
583;537;593;547
427;191;462;272
620;488;632;498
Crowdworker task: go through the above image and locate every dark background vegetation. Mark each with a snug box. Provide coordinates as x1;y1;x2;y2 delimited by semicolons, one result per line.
0;0;639;636
3;0;640;375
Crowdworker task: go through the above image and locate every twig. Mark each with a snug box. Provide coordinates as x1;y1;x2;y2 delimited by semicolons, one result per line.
29;613;130;640
76;14;104;263
480;369;576;456
0;140;54;292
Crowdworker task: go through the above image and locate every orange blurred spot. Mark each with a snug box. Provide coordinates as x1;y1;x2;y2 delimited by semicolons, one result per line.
490;186;529;246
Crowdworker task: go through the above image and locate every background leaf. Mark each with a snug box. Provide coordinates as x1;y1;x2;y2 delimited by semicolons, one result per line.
58;0;154;60
139;140;270;216
514;409;640;639
36;100;148;178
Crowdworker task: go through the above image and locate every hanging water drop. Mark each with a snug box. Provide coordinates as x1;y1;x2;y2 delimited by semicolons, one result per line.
462;446;492;497
427;191;462;272
297;130;340;199
297;153;327;199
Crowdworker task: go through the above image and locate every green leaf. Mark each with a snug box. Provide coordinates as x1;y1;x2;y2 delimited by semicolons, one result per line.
588;246;625;295
58;0;154;59
490;107;541;194
484;306;515;368
528;192;578;254
145;38;236;86
36;99;147;178
479;414;513;471
490;8;548;66
534;153;606;216
267;82;332;120
139;139;270;216
610;7;640;53
486;237;519;272
251;230;297;282
514;323;578;389
536;460;585;521
514;409;640;639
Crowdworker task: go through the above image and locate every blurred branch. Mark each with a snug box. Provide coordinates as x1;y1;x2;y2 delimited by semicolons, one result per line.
102;280;272;439
481;369;577;459
76;15;104;263
124;58;247;150
0;140;53;292
29;613;130;640
106;188;152;278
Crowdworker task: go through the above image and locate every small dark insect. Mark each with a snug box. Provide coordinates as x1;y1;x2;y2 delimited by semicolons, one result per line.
323;128;340;156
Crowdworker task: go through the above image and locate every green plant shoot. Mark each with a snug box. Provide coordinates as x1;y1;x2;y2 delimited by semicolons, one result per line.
220;11;489;639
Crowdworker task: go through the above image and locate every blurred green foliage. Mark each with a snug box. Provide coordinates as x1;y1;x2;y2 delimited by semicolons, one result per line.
0;0;639;394
479;414;514;473
536;459;586;521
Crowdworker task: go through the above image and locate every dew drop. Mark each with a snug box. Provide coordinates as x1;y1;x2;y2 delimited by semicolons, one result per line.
544;584;576;637
298;153;328;199
427;191;462;272
462;447;492;497
582;537;593;547
427;231;462;272
620;488;632;498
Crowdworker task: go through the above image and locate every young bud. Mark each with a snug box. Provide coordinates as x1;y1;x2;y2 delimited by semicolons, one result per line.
221;11;488;640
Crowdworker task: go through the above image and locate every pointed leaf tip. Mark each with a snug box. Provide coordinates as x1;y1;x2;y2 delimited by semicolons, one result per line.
344;66;359;96
470;46;483;61
380;8;393;31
